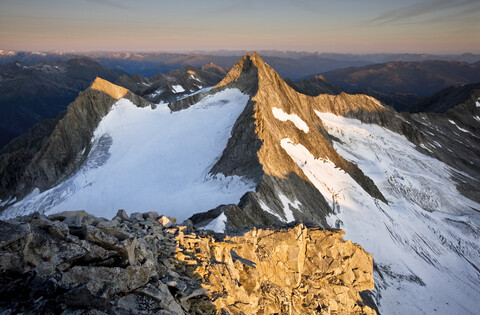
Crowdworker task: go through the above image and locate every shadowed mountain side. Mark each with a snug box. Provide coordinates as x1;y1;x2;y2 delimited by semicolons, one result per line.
190;172;332;231
284;75;343;96
352;88;424;112
0;57;126;149
410;83;480;113
0;78;153;204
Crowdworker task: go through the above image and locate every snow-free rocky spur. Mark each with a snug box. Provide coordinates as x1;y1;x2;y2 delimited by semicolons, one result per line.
1;52;480;314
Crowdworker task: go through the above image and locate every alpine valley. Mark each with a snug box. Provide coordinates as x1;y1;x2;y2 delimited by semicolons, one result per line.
1;53;479;314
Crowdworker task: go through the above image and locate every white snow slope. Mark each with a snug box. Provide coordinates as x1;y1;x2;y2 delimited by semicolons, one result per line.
281;111;480;314
2;88;255;222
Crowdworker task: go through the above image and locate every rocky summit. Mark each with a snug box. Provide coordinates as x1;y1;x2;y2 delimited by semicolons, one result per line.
0;210;375;314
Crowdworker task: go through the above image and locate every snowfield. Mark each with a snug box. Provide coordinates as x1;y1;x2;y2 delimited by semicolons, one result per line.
280;111;480;315
2;89;255;222
272;107;309;133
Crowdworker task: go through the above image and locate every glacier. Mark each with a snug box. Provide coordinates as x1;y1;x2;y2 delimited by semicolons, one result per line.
2;88;255;221
281;111;480;314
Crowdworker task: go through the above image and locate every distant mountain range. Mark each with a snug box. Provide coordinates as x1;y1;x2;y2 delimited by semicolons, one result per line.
321;60;480;96
289;60;480;111
3;49;479;79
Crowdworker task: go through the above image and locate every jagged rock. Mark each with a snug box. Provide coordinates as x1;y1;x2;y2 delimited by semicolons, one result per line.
0;220;31;248
83;224;119;248
114;209;130;222
176;224;376;314
0;211;376;314
136;283;185;314
158;216;174;228
44;220;69;239
130;212;144;222
143;211;159;221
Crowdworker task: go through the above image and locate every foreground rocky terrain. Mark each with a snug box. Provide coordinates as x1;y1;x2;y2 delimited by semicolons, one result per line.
0;210;376;314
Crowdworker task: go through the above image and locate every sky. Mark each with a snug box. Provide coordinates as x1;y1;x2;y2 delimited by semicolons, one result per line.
0;0;479;54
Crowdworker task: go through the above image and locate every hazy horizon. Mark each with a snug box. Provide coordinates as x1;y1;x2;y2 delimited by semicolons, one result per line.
2;48;480;56
1;0;479;54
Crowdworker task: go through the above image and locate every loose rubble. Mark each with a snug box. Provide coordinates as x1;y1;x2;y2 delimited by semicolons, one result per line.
0;210;376;314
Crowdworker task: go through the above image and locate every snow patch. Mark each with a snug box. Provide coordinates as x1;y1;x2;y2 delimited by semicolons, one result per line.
259;200;286;222
449;119;470;133
149;89;164;98
171;85;185;93
203;212;227;233
272;107;309;133
419;143;433;153
278;193;301;222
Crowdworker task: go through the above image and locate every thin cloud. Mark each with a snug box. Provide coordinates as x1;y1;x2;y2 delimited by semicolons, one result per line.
85;0;133;11
369;0;477;25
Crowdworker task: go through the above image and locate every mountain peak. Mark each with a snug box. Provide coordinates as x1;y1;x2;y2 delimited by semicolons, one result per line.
90;77;129;100
215;52;277;93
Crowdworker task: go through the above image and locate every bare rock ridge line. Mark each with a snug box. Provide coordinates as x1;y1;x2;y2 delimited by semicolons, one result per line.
0;78;153;203
0;210;377;314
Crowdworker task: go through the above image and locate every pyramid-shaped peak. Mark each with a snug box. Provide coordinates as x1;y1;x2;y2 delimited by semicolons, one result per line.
90;77;129;100
214;52;282;94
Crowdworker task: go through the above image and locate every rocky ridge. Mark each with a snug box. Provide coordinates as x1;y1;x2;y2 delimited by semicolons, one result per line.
0;78;153;205
115;64;227;104
0;210;376;314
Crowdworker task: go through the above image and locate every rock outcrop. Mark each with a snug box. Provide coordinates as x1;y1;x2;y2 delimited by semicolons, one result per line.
0;211;376;314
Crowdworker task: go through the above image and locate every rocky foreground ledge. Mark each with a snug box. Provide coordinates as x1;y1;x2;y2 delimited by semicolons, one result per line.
0;210;376;314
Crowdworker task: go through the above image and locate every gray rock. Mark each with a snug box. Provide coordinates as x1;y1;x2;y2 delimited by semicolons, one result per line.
0;220;31;248
136;283;185;314
48;210;94;227
45;220;70;239
114;209;129;222
143;211;159;221
83;224;118;248
130;212;144;222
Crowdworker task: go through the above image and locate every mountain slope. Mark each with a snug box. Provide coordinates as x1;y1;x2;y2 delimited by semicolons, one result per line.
0;79;254;220
1;53;479;314
0;78;152;205
0;57;126;149
410;83;480;113
189;53;480;314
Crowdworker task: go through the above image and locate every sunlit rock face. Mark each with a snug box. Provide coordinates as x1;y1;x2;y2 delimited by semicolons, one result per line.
0;211;376;314
177;224;376;314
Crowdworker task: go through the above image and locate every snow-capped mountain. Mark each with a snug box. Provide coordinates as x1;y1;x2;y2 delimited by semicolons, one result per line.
1;53;479;314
